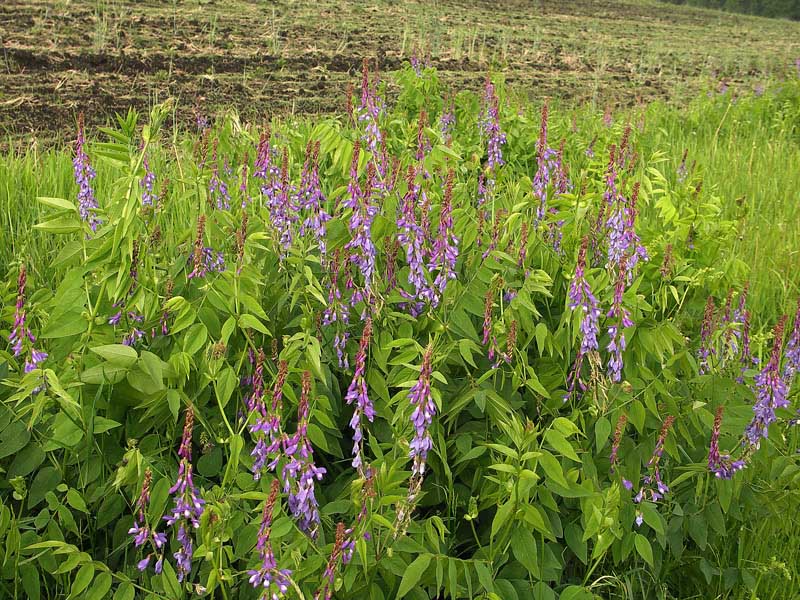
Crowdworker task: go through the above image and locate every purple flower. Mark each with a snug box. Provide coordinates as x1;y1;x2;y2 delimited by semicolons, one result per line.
479;78;507;173
208;140;231;210
315;522;347;600
345;319;374;476
397;165;436;312
296;141;331;255
708;406;746;479
187;216;226;279
248;480;292;599
9;266;34;357
164;407;205;582
281;372;325;539
128;468;167;572
345;162;380;302
632;416;675;523
783;297;800;384
744;317;789;448
250;359;288;480
358;59;384;154
677;149;688;183
73;113;101;231
607;258;633;383
564;239;601;401
698;296;716;375
439;100;455;144
532;105;571;234
141;157;157;206
268;150;298;255
428;170;459;296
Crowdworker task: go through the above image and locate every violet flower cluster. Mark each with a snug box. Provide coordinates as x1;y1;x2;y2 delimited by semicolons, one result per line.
345;319;374;476
208;141;231;210
698;295;716;375
281;371;325;539
744;317;788;449
296;141;331;255
439;98;455;145
141;156;157;206
251;359;289;480
321;251;350;369
633;416;675;526
532;105;571;233
564;239;600;401
9;266;47;373
606;258;633;383
128;468;167;573
248;479;292;599
164;407;205;582
74;113;101;231
479;78;507;173
314;522;348;600
345;160;380;306
357;59;384;154
187;215;225;279
708;406;745;479
783;298;800;384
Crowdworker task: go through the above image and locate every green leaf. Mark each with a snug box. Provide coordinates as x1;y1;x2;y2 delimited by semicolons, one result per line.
565;522;588;564
92;417;122;434
474;562;494;593
42;310;88;338
113;582;135;600
84;572;112;600
510;528;540;578
69;563;94;598
594;416;611;452
239;313;270;335
559;585;593;600
396;554;432;599
491;501;514;539
640;502;665;536
544;429;580;462
215;367;237;409
538;450;568;487
160;560;182;599
37;196;77;212
20;564;40;600
634;534;654;567
89;344;138;367
29;467;61;509
0;420;31;459
8;441;45;477
80;363;129;385
34;216;82;234
66;489;88;513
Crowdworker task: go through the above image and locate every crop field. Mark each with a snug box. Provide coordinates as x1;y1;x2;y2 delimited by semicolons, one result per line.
1;0;799;138
1;2;800;600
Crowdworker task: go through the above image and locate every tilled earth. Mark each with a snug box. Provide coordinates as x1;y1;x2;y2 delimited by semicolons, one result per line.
1;0;798;140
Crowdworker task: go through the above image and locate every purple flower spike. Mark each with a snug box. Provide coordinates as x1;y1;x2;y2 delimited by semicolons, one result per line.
248;480;292;599
128;468;167;572
141;157;157;206
429;169;459;297
282;371;326;539
632;416;675;523
315;522;347;600
479;77;507;174
783;297;800;384
250;359;288;480
9;266;33;358
745;317;788;448
607;257;633;383
609;414;627;473
708;406;746;479
164;407;205;582
297;141;331;255
73;113;101;231
358;59;384;155
345;319;374;477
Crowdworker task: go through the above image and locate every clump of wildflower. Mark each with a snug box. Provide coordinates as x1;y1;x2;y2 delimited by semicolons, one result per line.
677;149;688;183
251;359;289;479
783;297;800;384
698;296;716;375
248;479;292;599
479;77;507;174
744;317;788;448
187;215;225;279
141;156;157;206
660;244;674;277
9;266;34;358
208;140;231;210
708;406;745;479
358;59;384;154
633;415;675;526
297;141;331;255
609;414;627;473
607;258;633;383
346;319;374;476
439;96;455;144
282;371;326;539
164;407;205;582
429;169;459;296
564;238;601;401
74;113;101;231
321;250;350;368
346;162;381;307
532;104;571;230
269;149;298;254
128;468;167;573
315;522;347;600
395;344;436;537
482;286;494;347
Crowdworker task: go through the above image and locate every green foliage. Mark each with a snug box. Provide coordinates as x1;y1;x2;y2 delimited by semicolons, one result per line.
0;63;798;600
